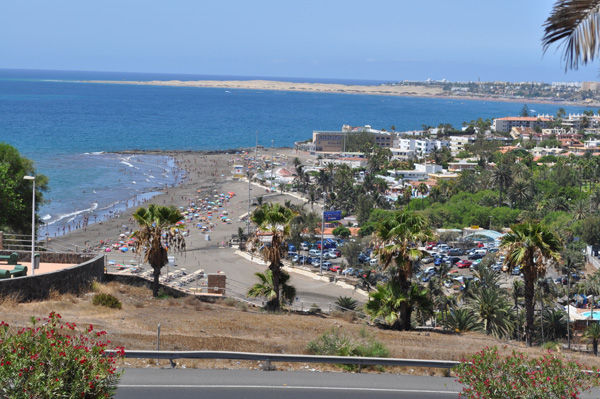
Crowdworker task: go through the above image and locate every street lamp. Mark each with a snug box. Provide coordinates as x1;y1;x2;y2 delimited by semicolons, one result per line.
23;175;35;276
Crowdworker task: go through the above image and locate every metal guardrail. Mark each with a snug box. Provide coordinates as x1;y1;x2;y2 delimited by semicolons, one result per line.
105;350;460;370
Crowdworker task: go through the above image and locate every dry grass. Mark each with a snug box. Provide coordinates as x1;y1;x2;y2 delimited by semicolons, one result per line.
1;281;599;374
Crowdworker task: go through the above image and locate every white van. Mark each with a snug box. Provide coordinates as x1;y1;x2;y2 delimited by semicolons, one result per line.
308;249;321;257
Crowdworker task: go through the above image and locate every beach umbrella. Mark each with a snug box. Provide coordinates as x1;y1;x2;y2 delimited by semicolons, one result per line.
105;248;111;252
108;260;116;265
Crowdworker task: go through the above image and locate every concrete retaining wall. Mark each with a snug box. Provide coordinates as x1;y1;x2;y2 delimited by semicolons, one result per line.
0;253;105;302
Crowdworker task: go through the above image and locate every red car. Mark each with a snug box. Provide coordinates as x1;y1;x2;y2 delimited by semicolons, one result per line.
330;265;341;272
456;260;472;269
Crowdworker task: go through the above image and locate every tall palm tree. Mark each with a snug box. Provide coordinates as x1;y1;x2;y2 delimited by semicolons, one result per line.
251;202;298;311
584;323;600;356
247;269;296;308
418;182;428;209
535;277;558;343
512;280;525;341
373;211;433;330
131;204;186;297
501;221;562;346
491;162;513;207
541;309;568;342
543;0;600;71
508;180;534;209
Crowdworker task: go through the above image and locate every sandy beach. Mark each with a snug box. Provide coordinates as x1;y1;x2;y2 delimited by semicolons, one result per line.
47;148;363;307
83;79;600;107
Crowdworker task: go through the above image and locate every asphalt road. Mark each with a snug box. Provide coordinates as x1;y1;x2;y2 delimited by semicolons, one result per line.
115;368;463;399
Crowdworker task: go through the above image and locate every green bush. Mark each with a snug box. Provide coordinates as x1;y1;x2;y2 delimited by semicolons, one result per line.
454;346;599;398
0;312;124;398
92;293;122;309
307;327;389;371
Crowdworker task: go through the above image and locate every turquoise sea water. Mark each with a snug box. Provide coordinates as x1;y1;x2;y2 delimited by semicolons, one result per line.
0;68;591;235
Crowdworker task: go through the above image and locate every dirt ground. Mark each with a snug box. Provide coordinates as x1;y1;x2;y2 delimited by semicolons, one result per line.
1;280;599;376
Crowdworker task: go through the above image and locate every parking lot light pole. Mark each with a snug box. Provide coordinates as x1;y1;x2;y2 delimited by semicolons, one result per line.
320;192;326;275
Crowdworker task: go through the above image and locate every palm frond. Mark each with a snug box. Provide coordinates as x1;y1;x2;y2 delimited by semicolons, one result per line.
542;0;600;70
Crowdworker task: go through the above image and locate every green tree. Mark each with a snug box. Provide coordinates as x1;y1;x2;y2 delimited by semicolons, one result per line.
584;323;600;356
491;162;513;207
0;143;48;235
364;282;431;330
579;272;600;322
250;203;297;310
469;286;514;339
520;104;530;117
335;296;358;311
580;215;600;247
442;308;482;333
374;211;433;330
131;205;186;297
247;269;296;308
332;225;351;238
501;221;562;346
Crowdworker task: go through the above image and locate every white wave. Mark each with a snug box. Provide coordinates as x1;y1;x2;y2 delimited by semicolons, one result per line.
46;202;99;226
148;175;155;179
41;214;52;221
85;151;104;155
132;181;136;184
145;179;150;182
120;161;134;168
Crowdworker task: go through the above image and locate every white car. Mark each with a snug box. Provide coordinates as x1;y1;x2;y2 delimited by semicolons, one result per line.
327;252;338;259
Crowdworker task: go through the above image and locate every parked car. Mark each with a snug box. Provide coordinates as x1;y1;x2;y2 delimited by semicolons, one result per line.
322;262;333;270
288;244;297;252
330;265;341;272
342;267;354;276
300;242;310;251
448;248;463;256
421;257;433;264
311;259;321;267
456;260;472;269
287;251;298;259
445;257;461;265
488;248;499;253
369;258;378;267
491;263;502;272
327;251;338;259
512;266;522;276
424;266;436;275
329;249;341;257
291;255;300;263
468;253;485;260
308;249;321;257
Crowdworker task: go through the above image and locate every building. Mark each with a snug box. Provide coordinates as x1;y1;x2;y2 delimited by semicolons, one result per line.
447;160;480;172
310;125;394;153
393;138;450;157
318;157;367;169
449;135;477;155
492;116;553;133
387;163;443;181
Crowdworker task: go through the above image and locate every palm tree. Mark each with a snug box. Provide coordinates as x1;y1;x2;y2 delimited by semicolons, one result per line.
512;280;525;341
535;277;558;343
375;211;433;330
468;286;514;339
335;296;358;312
131;204;186;297
584;323;600;356
442;308;482;333
365;282;431;330
501;221;562;346
247;269;296;308
541;309;568;342
250;202;298;311
508;180;534;209
542;0;600;71
491;162;513;207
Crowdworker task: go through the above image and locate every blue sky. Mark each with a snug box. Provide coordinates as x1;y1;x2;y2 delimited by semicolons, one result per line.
1;0;599;82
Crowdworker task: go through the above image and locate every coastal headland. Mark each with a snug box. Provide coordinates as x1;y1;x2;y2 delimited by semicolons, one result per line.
84;79;599;106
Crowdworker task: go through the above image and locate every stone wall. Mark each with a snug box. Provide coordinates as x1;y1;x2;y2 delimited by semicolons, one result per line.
0;253;105;302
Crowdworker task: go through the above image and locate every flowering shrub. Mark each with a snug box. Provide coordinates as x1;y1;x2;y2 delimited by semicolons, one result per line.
0;312;124;398
454;346;599;399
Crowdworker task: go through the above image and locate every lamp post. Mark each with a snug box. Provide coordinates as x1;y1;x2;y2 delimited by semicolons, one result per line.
320;192;326;275
23;175;35;276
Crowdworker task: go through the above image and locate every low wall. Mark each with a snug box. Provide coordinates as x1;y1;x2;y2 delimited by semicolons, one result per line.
0;253;105;302
0;250;95;265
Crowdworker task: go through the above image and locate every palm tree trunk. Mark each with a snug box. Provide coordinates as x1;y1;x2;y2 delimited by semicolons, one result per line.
153;267;161;297
402;301;412;331
595;339;598;356
541;299;545;344
269;262;281;310
524;273;535;347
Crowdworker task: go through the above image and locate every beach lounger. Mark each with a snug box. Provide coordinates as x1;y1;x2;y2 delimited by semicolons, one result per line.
10;265;27;278
0;269;10;279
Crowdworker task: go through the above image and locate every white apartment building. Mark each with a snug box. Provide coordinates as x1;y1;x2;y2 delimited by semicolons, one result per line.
387;163;443;181
449;135;477;155
393;138;450;157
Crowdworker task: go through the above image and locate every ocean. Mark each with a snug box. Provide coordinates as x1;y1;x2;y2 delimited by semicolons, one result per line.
0;68;591;236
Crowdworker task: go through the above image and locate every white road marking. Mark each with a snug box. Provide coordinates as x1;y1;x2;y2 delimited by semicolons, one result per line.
118;384;460;394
